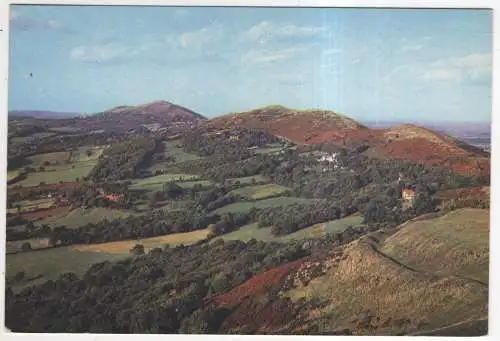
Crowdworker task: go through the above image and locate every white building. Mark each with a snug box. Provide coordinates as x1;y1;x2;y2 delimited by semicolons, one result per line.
319;152;338;163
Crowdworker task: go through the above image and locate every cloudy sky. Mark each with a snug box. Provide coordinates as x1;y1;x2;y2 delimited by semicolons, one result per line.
8;5;492;122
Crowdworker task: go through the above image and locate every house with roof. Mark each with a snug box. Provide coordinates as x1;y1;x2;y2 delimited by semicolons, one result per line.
402;185;417;202
104;193;124;202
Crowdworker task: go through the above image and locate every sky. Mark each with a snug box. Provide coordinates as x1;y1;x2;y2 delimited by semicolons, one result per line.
8;5;493;122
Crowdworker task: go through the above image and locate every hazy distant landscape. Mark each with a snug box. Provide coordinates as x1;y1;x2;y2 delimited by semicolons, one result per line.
5;5;491;336
364;121;491;152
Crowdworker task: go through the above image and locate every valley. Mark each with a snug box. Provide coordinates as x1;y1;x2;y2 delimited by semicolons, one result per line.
4;100;491;335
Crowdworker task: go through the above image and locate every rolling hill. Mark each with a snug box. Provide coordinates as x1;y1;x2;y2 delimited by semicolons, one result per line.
208;208;489;335
209;105;490;177
9;110;79;119
77;100;207;132
365;124;490;177
209;105;375;146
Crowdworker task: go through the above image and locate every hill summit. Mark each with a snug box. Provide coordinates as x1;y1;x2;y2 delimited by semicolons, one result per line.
209;105;372;145
103;100;206;121
208;105;489;177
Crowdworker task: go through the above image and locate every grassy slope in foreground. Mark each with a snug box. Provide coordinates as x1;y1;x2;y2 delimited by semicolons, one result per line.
381;208;489;284
284;208;489;336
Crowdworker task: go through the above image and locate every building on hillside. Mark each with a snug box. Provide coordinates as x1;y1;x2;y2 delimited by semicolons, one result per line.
402;185;417;202
104;193;123;202
319;152;338;163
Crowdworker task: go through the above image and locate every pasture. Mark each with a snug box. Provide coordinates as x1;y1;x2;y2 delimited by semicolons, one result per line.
225;174;269;185
12;146;105;187
6;246;127;289
381;208;489;283
229;183;291;200
10;132;56;145
7;169;21;182
215;215;363;243
8;198;55;214
130;173;200;191
72;229;211;254
12;163;94;187
283;208;489;335
252;145;284;155
70;146;104;162
6;238;51;254
42;207;131;228
212;197;316;215
27;151;71;166
163;140;202;162
177;180;213;189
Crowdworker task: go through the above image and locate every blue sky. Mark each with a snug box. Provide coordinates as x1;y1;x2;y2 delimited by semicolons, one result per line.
8;5;492;122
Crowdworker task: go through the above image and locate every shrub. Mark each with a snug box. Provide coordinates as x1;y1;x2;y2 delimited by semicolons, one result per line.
130;244;145;256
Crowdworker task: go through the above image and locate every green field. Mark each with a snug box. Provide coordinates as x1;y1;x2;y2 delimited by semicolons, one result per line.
48;126;81;133
215;215;363;243
130;173;201;191
177;180;213;189
8;198;55;214
12;162;95;187
225;175;269;185
41;207;131;228
381;208;489;284
27;151;71;166
7;169;21;182
253;146;284;155
212;197;316;215
10;132;56;145
6;246;127;289
229;183;291;200
73;229;210;254
12;147;104;187
148;141;203;173
163;140;202;162
70;146;104;162
6;227;211;289
6;238;51;254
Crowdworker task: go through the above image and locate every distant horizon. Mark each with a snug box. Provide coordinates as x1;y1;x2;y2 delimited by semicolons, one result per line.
8;100;492;125
8;5;492;123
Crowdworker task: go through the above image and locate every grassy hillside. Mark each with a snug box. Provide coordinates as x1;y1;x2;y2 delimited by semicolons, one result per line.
42;207;131;228
73;229;210;254
6;247;127;289
282;208;489;335
217;215;363;243
212;197;316;215
228;183;291;200
12;147;105;187
381;208;489;283
130;173;200;191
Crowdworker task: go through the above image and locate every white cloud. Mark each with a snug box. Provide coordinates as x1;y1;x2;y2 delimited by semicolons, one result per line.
419;52;492;84
402;44;424;52
10;10;75;34
420;68;462;82
274;73;312;86
241;46;308;66
70;43;132;63
242;21;326;44
179;22;225;50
